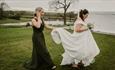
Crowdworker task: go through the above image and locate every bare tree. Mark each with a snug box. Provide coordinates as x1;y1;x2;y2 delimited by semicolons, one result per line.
0;0;9;18
49;0;76;25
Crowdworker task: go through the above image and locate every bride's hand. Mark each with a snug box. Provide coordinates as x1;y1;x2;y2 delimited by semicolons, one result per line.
75;24;88;32
81;25;88;30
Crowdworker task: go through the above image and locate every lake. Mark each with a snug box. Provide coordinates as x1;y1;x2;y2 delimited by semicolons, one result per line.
46;12;115;34
87;12;115;34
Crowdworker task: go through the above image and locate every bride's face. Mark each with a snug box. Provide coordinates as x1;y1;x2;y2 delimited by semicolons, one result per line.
83;14;89;20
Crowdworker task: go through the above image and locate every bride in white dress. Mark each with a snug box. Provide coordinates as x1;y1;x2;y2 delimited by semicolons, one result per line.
51;9;100;68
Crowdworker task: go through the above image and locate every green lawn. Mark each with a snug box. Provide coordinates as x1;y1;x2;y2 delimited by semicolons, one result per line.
0;28;115;70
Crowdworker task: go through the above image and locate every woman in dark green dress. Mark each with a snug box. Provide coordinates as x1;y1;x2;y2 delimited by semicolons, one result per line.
24;7;56;70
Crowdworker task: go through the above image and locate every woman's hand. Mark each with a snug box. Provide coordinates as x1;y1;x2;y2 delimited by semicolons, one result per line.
32;15;42;28
45;24;55;30
75;24;88;32
36;11;41;17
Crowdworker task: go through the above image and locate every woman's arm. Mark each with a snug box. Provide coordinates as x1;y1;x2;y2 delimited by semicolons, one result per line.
45;24;53;30
44;24;55;30
31;17;41;28
75;24;88;32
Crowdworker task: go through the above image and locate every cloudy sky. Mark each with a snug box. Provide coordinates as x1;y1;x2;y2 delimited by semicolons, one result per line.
1;0;115;12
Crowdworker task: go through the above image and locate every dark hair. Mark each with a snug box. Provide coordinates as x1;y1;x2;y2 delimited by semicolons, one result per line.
79;9;89;21
34;13;37;17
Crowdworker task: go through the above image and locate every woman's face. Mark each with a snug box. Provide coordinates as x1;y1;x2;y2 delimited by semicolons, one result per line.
83;14;89;20
36;9;45;17
40;9;45;16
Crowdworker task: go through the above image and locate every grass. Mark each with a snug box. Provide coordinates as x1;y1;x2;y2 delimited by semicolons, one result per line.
0;18;31;24
0;28;115;70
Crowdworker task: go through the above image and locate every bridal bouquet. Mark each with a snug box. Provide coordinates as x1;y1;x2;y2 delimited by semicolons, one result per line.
87;23;94;29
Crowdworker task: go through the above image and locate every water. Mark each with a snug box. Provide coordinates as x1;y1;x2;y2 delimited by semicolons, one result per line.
46;12;115;34
87;12;115;34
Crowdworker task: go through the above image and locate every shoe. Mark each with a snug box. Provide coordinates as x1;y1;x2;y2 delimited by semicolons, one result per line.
51;66;57;70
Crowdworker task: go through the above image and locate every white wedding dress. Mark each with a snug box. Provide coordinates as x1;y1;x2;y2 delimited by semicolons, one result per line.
51;18;100;66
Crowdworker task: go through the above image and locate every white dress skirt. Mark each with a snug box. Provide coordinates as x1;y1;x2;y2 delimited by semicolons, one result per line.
51;19;100;66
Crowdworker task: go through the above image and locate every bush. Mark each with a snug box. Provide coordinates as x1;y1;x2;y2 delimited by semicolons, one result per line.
9;14;21;20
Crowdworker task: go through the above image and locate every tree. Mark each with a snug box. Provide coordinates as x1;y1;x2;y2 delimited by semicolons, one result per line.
68;11;75;22
49;0;76;25
0;0;9;19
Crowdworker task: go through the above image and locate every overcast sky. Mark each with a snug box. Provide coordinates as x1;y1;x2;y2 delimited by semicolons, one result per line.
1;0;115;12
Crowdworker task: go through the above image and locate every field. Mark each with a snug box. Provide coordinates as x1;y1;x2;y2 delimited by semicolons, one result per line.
0;28;115;70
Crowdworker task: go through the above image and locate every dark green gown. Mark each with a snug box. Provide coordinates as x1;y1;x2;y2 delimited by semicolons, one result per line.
25;18;54;70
